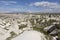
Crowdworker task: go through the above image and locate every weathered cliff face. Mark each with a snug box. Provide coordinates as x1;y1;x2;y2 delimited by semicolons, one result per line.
12;30;47;40
0;14;60;40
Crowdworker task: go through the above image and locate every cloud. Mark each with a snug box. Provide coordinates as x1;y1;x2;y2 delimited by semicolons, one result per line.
29;1;60;13
0;1;17;5
0;5;26;13
30;1;60;9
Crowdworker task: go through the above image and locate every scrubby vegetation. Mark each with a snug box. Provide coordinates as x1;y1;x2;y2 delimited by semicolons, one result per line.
18;24;27;29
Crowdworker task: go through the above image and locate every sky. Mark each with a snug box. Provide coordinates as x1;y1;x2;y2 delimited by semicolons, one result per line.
0;0;60;13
